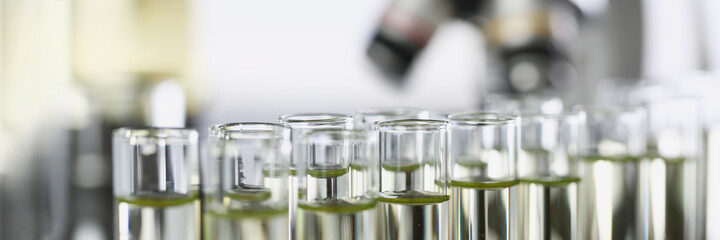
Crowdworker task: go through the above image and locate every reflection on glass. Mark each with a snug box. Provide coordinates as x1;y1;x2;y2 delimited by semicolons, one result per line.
297;130;375;239
112;128;200;240
203;123;290;240
641;97;700;240
447;112;519;239
578;107;646;240
376;120;449;240
517;112;583;240
278;113;353;239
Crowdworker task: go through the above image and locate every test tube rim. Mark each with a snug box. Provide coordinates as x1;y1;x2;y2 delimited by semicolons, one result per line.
303;129;367;170
356;107;430;117
278;113;353;126
113;127;198;142
374;119;449;131
447;112;518;126
210;122;290;140
303;129;368;141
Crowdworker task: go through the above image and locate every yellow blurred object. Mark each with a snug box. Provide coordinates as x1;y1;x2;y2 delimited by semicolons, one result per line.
1;0;72;129
73;0;201;114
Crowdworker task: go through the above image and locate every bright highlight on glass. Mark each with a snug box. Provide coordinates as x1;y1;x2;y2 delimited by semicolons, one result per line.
354;108;431;130
578;106;646;240
375;119;449;240
517;111;584;240
296;129;376;239
112;128;200;240
203;123;291;240
447;112;519;240
278;113;353;239
641;97;701;240
354;107;431;196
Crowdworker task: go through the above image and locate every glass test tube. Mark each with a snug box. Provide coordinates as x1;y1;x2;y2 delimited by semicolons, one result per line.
447;112;519;240
517;112;584;240
578;106;646;240
278;113;353;239
296;129;376;239
203;123;291;240
354;108;431;196
112;128;200;240
641;97;701;240
375;119;449;240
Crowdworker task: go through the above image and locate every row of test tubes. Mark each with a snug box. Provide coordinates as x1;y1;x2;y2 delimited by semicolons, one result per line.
111;100;703;240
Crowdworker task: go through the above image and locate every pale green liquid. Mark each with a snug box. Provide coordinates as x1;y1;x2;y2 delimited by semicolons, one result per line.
299;166;375;239
517;148;580;240
579;156;642;240
203;207;288;240
450;179;518;240
518;178;579;240
378;160;448;240
642;155;695;240
350;163;370;196
206;173;289;240
377;193;449;240
381;160;439;194
297;199;376;240
289;168;298;240
704;128;718;239
449;155;519;240
115;193;200;240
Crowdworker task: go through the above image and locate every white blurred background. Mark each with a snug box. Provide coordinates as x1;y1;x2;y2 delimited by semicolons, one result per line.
195;0;481;123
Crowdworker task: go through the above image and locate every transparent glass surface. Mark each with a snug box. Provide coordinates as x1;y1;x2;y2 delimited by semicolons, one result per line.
354;108;430;130
203;123;291;240
296;130;375;240
354;108;431;197
375;119;449;240
112;128;200;240
640;97;701;240
578;106;646;240
278;113;353;239
447;112;519;239
517;111;584;240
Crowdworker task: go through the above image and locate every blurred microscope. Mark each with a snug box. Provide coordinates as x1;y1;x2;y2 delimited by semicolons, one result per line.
366;0;713;238
366;0;644;107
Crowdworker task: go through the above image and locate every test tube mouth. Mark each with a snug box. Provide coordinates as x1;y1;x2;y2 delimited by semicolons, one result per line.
113;127;198;142
375;119;448;131
304;129;368;141
356;107;430;117
447;112;518;126
210;122;290;140
278;113;352;126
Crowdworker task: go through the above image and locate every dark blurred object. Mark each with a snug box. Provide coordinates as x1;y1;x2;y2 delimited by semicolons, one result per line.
368;0;451;85
367;0;452;84
368;0;581;95
475;0;580;95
